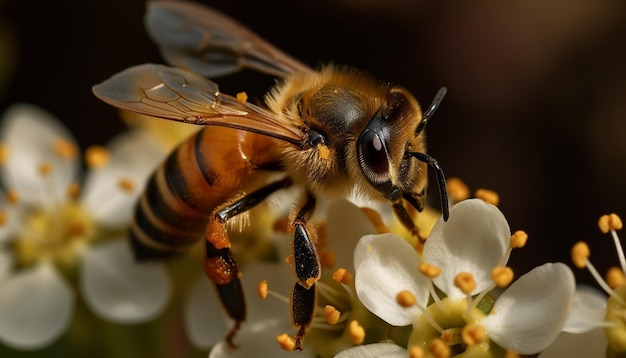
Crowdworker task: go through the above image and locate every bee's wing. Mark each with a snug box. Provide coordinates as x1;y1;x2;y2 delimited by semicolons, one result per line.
93;63;306;145
145;1;313;79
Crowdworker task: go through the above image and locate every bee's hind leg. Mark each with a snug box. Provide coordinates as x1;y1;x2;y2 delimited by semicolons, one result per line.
202;177;292;347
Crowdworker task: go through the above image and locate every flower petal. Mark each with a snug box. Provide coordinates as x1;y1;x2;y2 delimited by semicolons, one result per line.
0;262;74;350
563;285;607;333
334;342;408;358
537;328;607;358
81;131;166;228
80;239;171;324
481;262;576;354
423;199;511;299
0;104;79;207
354;234;429;326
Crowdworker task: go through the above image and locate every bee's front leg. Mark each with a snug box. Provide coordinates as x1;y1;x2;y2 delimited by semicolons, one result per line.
290;193;320;350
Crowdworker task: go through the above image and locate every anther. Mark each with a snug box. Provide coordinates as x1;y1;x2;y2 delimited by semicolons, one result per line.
348;320;365;345
510;230;528;249
53;139;79;159
606;267;626;289
0;211;6;226
257;280;268;299
446;177;470;203
419;262;441;278
475;189;499;206
409;346;425;358
38;162;53;176
276;333;296;351
332;267;352;284
85;146;110;168
599;213;622;234
6;190;19;205
491;266;514;287
462;324;486;346
571;241;590;269
324;305;341;325
454;272;476;294
0;144;8;164
396;290;417;307
428;338;451;358
118;177;135;192
360;207;390;233
236;91;248;103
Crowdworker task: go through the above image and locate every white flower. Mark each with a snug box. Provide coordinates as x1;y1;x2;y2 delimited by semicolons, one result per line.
0;104;171;350
354;199;576;356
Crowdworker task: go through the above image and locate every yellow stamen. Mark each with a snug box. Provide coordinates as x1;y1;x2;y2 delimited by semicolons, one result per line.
446;177;470;203
510;230;528;248
118;177;135;192
408;346;425;358
428;338;451;358
85;146;109;168
38;162;53;176
599;213;623;234
332;267;352;284
53;139;79;159
418;262;441;278
396;290;417;307
571;241;590;269
610;214;623;231
475;188;499;206
461;324;486;346
348;320;365;345
257;280;268;299
606;267;626;289
67;182;80;200
6;190;19;204
324;305;341;325
599;215;611;234
360;206;390;233
491;266;514;287
276;333;296;351
454;272;476;294
236;91;248;103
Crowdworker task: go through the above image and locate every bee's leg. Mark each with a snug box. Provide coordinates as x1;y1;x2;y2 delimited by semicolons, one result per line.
203;177;292;347
290;193;319;350
392;198;422;237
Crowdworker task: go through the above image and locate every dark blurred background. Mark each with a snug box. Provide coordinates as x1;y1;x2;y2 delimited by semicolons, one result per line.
2;0;626;294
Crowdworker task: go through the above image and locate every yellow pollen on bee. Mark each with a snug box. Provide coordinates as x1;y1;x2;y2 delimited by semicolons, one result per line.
360;207;390;233
53;139;79;159
396;290;417;307
320;250;336;269
236;91;248;103
257;280;268;299
118;177;135;192
348;320;365;345
571;241;590;269
446;177;470;203
428;338;451;358
598;213;623;233
461;324;486;346
6;190;19;204
408;346;425;358
276;333;296;351
418;262;442;278
454;272;476;294
606;267;626;289
491;266;514;287
317;144;331;160
510;230;528;248
0;144;8;164
324;305;341;325
38;162;53;176
85;146;110;168
332;267;352;284
475;189;499;206
67;182;80;200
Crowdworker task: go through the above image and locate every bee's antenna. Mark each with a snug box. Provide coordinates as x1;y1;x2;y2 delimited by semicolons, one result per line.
407;152;449;221
415;87;447;136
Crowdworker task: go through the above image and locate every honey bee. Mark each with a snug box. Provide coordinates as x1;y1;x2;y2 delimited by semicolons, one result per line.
92;0;449;351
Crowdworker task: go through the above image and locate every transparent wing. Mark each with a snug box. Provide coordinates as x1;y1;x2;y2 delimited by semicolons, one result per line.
92;63;305;145
145;0;313;78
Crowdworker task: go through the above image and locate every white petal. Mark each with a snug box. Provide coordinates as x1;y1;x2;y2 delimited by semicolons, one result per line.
423;199;511;299
354;234;429;326
82;131;166;228
0;262;74;350
80;239;171;323
0;104;79;207
325;199;376;273
185;275;231;349
537;328;607;358
563;285;607;333
333;342;408;358
481;262;576;354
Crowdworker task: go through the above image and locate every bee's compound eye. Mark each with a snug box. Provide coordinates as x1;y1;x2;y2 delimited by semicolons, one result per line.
358;129;390;182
